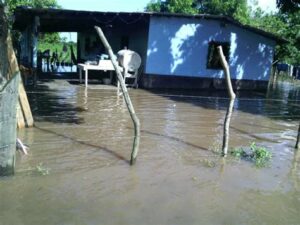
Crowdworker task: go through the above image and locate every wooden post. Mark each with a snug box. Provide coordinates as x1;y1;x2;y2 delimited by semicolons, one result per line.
296;122;300;150
0;73;20;175
218;46;236;156
94;26;141;165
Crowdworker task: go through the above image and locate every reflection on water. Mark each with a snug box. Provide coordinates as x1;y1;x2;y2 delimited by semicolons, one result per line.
0;80;300;224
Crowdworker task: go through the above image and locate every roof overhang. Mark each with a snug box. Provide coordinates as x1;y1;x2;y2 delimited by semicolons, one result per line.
13;7;287;43
13;7;150;32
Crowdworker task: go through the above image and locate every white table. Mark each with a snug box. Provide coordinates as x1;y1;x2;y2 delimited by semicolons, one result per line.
77;60;123;87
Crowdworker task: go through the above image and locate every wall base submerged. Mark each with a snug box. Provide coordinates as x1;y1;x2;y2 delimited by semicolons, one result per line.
141;74;269;91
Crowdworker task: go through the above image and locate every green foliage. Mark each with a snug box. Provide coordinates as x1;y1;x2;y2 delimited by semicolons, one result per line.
230;142;272;167
198;0;250;20
167;0;198;14
4;0;61;54
38;40;77;62
250;10;300;64
5;0;59;15
145;0;166;12
250;142;272;167
230;147;246;158
39;33;61;44
146;0;197;14
146;0;250;20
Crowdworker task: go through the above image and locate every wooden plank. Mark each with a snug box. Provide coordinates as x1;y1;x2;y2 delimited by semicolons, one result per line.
18;81;34;127
7;32;34;127
16;101;25;129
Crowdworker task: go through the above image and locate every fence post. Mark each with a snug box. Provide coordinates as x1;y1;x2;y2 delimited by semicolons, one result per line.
0;73;20;175
218;46;236;156
94;26;141;165
296;123;300;150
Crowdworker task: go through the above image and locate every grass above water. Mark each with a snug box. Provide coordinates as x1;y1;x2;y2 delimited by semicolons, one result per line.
230;142;272;167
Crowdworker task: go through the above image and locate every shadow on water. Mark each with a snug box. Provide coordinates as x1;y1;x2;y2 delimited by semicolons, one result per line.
35;125;130;164
26;80;86;124
145;81;300;121
128;127;211;152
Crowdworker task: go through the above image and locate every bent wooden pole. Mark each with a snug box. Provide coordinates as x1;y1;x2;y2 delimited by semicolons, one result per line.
217;46;236;100
296;122;300;149
218;46;236;156
94;26;141;165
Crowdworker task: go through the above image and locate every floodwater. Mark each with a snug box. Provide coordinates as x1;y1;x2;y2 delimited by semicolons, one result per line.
1;80;300;225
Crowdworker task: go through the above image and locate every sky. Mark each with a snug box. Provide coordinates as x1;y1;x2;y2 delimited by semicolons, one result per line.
58;0;150;12
57;0;277;13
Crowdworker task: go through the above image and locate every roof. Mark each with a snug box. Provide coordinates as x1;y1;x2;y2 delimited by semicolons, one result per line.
13;7;286;43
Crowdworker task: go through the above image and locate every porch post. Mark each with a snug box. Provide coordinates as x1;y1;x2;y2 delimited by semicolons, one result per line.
32;16;39;69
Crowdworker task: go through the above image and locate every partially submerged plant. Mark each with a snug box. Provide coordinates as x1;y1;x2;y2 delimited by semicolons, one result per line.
230;142;272;167
250;142;272;167
200;158;216;168
35;163;50;175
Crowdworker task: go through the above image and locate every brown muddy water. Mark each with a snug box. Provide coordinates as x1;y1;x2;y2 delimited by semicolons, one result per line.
1;80;300;225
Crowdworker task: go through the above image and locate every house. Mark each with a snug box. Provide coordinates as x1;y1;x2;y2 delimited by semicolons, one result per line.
13;7;285;90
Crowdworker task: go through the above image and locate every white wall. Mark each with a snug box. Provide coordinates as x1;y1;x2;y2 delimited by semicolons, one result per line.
146;16;276;81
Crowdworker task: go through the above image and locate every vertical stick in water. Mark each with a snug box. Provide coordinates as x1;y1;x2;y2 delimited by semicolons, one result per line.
217;46;236;156
296;122;300;150
221;99;234;156
94;26;141;165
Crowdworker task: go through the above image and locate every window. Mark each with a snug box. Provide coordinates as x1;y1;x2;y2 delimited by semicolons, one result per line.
207;41;230;69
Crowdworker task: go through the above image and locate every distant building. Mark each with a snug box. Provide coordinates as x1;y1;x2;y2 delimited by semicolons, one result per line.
13;7;285;90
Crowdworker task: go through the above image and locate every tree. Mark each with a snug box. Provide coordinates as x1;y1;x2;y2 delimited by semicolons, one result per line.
146;0;251;23
5;0;59;16
167;0;197;14
146;0;197;14
276;0;300;13
4;0;61;52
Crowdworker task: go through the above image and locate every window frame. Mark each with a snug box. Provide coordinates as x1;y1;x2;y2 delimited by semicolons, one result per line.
206;41;230;70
